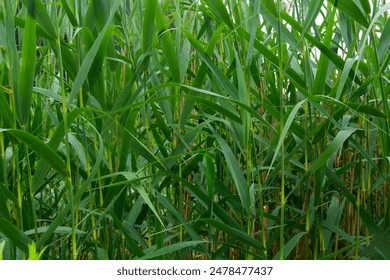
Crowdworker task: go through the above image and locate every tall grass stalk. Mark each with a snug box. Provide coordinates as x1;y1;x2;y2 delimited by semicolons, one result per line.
277;0;286;260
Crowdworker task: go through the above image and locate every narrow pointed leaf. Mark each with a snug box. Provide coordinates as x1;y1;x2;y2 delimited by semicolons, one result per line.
5;129;69;177
67;0;121;105
22;0;57;40
135;241;205;260
143;0;157;60
203;219;264;250
121;172;164;227
212;128;249;213
60;0;78;27
273;232;306;260
203;0;234;29
155;3;180;82
328;0;369;27
0;89;13;128
0;218;32;254
17;0;37;125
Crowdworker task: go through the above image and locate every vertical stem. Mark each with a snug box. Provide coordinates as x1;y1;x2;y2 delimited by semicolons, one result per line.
277;0;285;260
0;133;10;221
4;0;21;238
26;144;38;241
14;145;23;232
54;7;76;259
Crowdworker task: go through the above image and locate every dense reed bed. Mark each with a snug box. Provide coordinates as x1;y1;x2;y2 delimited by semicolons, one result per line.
0;0;389;260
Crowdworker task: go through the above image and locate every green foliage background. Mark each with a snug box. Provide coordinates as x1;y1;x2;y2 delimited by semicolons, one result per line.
0;0;389;259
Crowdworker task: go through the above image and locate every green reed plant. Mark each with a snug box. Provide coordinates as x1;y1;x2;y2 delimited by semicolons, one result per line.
0;0;389;260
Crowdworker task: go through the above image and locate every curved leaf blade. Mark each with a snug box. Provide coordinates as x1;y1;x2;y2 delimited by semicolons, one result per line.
4;129;69;177
0;218;32;254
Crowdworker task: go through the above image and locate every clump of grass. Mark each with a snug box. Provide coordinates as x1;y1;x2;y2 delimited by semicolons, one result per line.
0;0;389;260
